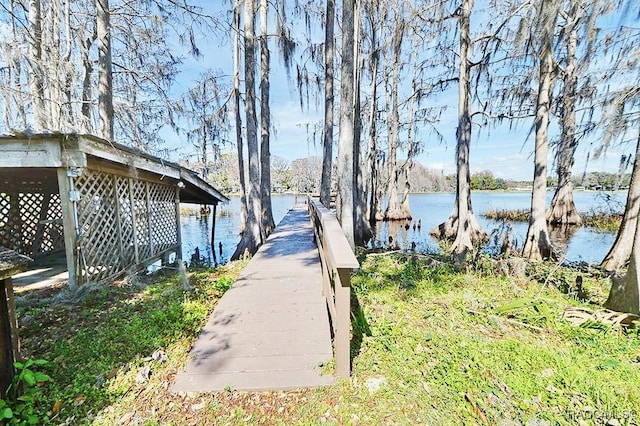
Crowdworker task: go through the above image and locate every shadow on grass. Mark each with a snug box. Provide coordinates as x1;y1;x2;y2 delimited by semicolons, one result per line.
16;267;233;423
350;292;371;362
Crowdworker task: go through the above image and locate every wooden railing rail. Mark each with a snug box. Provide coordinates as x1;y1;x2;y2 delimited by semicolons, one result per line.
308;196;359;378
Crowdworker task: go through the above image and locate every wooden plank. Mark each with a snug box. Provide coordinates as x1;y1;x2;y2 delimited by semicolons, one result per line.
173;206;334;392
0;139;62;167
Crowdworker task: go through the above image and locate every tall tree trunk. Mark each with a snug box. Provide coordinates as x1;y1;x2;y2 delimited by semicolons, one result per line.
61;0;73;128
522;0;558;260
320;0;335;208
47;0;62;130
28;0;46;130
431;0;485;254
233;0;263;260
8;0;27;128
12;56;28;128
96;0;114;140
400;42;417;220
366;15;380;225
383;15;411;221
337;0;355;249
353;0;371;245
259;0;275;237
606;196;640;314
547;15;581;226
602;133;640;272
232;0;247;235
81;35;94;133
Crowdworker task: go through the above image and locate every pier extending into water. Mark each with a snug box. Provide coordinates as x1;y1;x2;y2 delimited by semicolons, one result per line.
173;202;358;392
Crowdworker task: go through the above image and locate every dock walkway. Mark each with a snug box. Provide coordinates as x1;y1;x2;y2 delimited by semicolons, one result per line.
173;205;334;392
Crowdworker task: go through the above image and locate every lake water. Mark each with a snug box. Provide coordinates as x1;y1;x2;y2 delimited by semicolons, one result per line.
180;191;625;266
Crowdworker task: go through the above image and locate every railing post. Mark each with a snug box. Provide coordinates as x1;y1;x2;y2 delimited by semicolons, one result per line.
307;196;359;379
0;248;29;398
336;268;352;378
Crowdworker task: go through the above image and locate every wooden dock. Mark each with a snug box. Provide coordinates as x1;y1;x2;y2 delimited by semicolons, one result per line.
172;205;335;392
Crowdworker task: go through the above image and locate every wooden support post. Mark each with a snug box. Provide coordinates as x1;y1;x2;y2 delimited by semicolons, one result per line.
128;178;140;264
335;269;352;378
112;175;126;267
210;203;217;265
57;168;78;289
0;248;28;398
1;278;15;398
145;181;155;257
175;187;183;262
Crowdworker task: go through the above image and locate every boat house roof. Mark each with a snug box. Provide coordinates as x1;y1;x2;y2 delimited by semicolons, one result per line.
0;133;229;205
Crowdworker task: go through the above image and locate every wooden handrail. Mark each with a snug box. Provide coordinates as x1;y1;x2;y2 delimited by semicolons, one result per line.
307;196;359;378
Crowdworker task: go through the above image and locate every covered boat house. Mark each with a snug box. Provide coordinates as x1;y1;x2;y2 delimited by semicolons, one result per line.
0;133;228;289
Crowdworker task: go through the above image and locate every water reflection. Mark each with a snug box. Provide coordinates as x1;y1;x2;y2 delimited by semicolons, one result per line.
180;192;623;266
180;194;297;267
367;191;622;264
548;224;580;260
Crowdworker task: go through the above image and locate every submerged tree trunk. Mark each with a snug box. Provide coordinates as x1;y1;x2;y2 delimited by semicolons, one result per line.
602;134;640;272
522;0;558;260
96;0;114;140
320;0;335;208
336;0;355;249
547;18;581;226
259;0;275;237
232;0;263;260
430;0;485;254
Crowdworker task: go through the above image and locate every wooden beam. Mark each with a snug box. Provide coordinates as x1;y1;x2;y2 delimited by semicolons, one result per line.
78;136;180;180
56;168;78;289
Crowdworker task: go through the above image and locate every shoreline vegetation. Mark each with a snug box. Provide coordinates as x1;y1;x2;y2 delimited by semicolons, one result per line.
11;249;640;424
483;208;623;233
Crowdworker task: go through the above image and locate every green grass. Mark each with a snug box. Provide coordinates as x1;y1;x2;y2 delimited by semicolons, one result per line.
14;254;640;425
15;262;245;424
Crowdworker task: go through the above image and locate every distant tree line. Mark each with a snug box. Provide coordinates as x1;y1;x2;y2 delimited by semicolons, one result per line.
189;153;634;195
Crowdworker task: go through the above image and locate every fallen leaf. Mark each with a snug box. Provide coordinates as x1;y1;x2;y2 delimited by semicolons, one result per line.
106;366;120;380
52;400;61;414
191;402;206;411
465;392;489;425
136;366;151;384
119;412;135;424
74;395;85;406
152;349;168;363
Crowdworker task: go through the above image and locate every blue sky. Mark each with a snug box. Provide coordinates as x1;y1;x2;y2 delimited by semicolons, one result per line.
162;2;633;182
